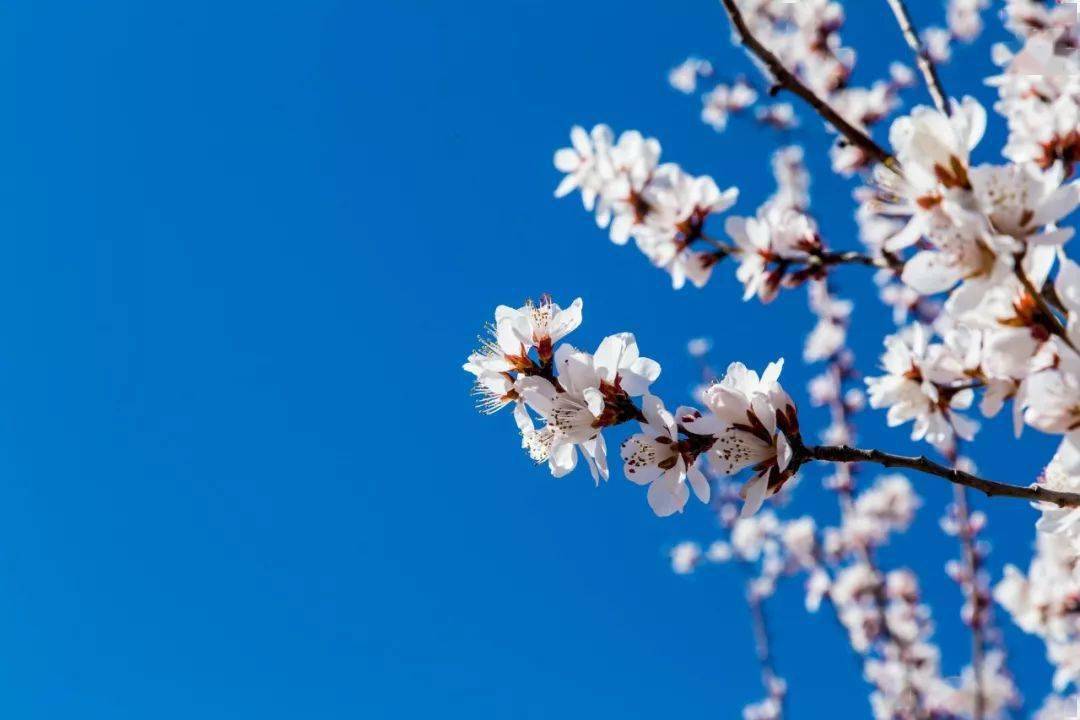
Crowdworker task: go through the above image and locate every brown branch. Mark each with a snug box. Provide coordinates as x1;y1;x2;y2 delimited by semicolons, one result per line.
815;250;903;271
796;443;1080;508
951;484;987;720
717;0;900;174
746;593;786;718
884;0;951;115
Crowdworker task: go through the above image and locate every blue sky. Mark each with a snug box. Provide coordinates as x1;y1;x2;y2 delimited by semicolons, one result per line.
2;1;1063;717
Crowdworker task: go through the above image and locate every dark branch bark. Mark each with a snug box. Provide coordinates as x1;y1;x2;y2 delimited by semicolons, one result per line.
951;484;987;720
884;0;951;115
747;594;785;718
717;0;900;173
797;443;1080;508
815;250;903;271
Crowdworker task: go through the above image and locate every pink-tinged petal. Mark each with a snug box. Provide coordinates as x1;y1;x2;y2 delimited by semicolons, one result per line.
518;376;557;417
553;173;580;198
583;386;605;417
678;408;726;436
609;214;634;245
751;394;777;436
950;388;974;410
776;432;793;472
594;332;639;383
951;412;979;441
647;474;690;517
1032;182;1080;227
1056;254;1080;316
979;380;1012;418
548;298;583;343
641;393;676;437
496;315;531;354
901;250;962;294
621;357;661;396
1011;383;1026;438
688;464;710;503
761;358;784;386
1026;244;1057;288
553;148;580;172
513;403;534;433
740;474;769;517
959;96;986;152
582;434;609;484
620;435;665;486
1057;433;1080;476
1030;227;1075;246
884;215;925;252
569;126;590;156
715;186;739;212
557;345;598;396
548;440;578;478
590;123;613;148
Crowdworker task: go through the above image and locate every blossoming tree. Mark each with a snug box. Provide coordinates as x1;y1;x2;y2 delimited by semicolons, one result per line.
465;1;1080;717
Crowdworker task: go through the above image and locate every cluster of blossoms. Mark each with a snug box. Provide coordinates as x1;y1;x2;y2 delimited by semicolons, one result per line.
851;87;1080;454
472;0;1080;716
919;0;991;64
991;0;1080;172
465;295;806;516
554;125;738;288
996;442;1080;693
674;469;1017;719
669;0;919;174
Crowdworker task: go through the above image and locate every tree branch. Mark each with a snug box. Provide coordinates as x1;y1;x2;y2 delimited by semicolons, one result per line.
796;443;1080;508
884;0;951;115
951;484;987;720
815;250;903;271
746;592;786;718
717;0;900;173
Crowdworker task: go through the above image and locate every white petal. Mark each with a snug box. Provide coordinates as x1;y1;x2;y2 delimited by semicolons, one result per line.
570;125;590;155
548;440;578;477
553;148;579;172
1032;181;1080;227
688;464;710;503
594;333;635;383
647;474;690;517
621;357;662;396
513;403;534;433
553;174;580;198
583;386;605;417
582;434;609;484
776;432;793;472
901;250;962;294
548;298;583;343
740;474;769;517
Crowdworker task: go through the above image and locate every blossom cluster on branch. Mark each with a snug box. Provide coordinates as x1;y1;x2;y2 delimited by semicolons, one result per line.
466;0;1080;715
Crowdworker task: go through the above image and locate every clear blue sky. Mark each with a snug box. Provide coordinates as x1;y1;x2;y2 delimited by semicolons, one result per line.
2;1;1061;717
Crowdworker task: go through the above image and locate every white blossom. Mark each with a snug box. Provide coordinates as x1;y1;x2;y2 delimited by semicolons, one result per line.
622;394;710;516
866;325;978;451
670;541;703;574
680;359;798;515
668;57;712;94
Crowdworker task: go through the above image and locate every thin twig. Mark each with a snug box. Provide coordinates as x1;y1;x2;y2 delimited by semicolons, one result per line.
1043;279;1068;316
815;250;903;271
797;443;1080;508
951;484;987;720
884;0;951;115
746;592;786;719
717;0;900;173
